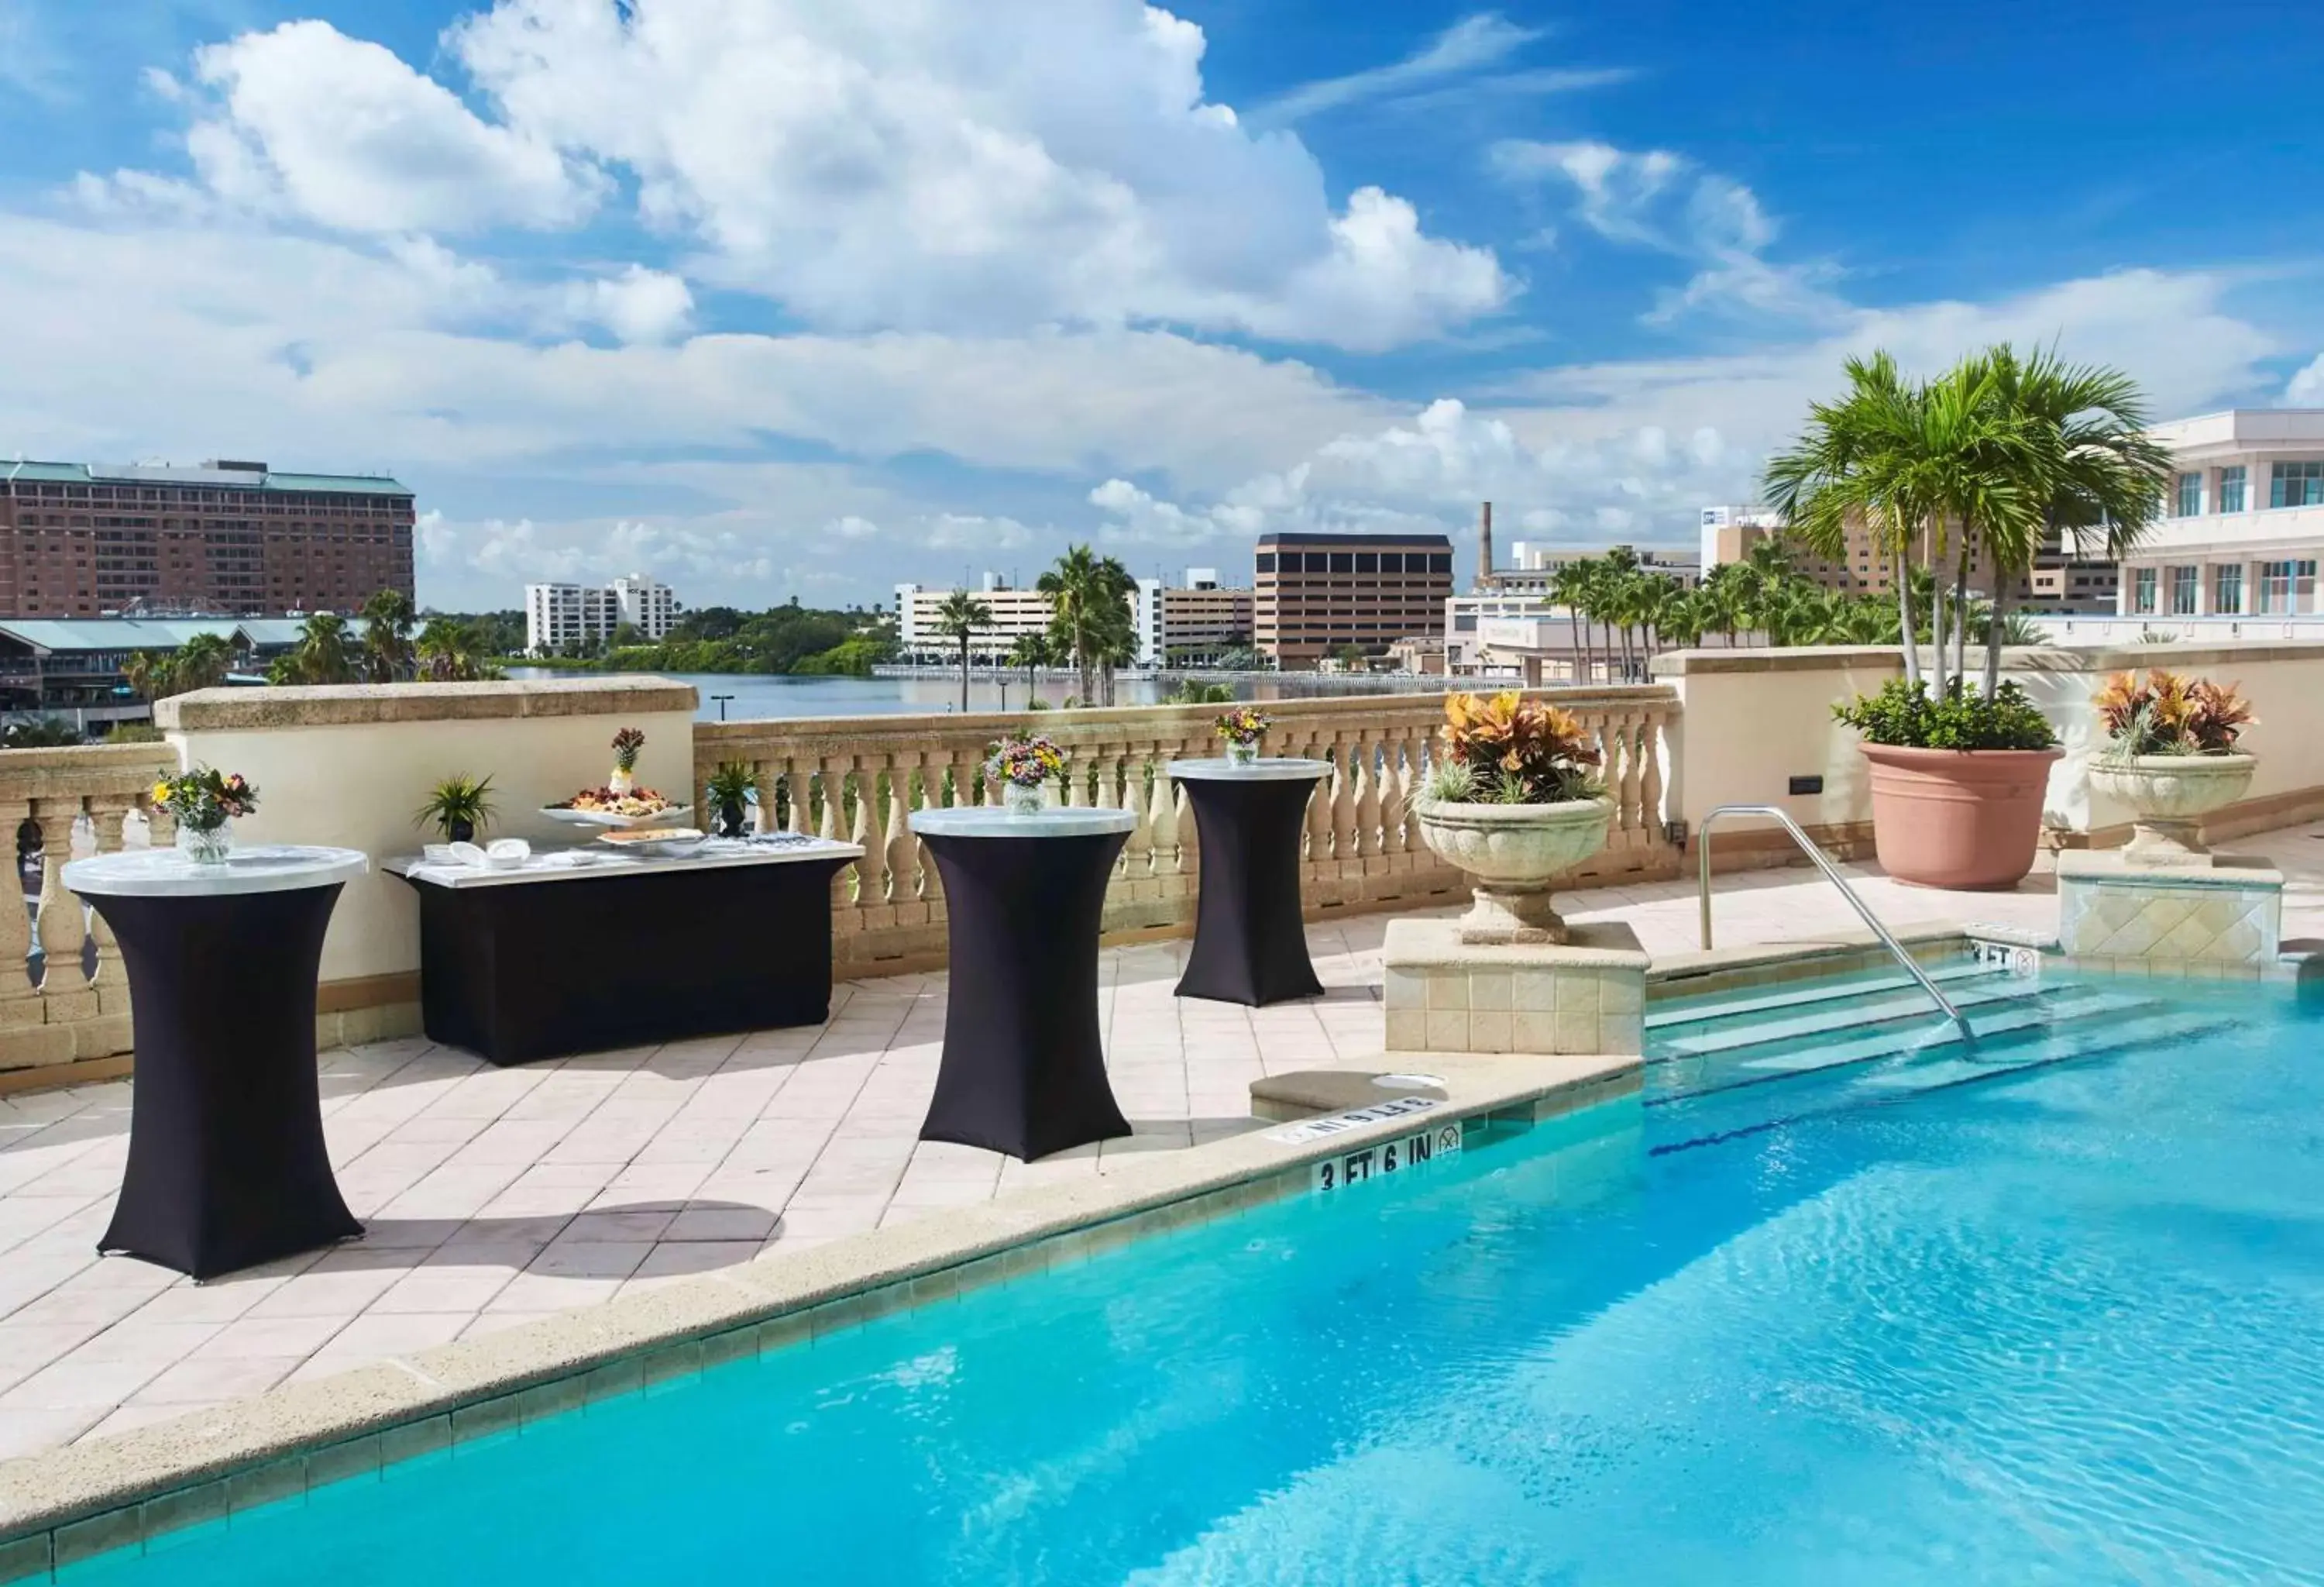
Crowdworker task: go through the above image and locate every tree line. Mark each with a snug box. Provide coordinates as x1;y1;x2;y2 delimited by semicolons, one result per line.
125;591;504;701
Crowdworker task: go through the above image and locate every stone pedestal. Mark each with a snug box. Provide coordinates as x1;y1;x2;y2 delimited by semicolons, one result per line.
1384;917;1648;1055
2057;849;2283;966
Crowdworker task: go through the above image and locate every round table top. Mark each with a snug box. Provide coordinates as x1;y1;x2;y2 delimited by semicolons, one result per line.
1169;756;1335;783
909;806;1139;839
64;845;370;898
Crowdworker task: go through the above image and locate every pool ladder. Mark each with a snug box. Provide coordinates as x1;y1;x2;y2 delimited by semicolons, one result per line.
1695;804;1976;1045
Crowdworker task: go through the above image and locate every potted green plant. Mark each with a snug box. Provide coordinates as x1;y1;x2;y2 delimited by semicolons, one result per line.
2088;670;2256;866
705;762;756;838
414;773;496;845
1412;692;1611;944
1834;679;2060;890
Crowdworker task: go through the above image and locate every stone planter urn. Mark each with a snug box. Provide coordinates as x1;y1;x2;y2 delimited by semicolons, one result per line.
2088;752;2256;867
1413;797;1613;945
1858;744;2061;890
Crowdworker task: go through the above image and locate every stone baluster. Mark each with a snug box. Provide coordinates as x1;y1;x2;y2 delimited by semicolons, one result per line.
0;802;37;1021
82;794;136;971
851;759;888;907
782;759;811;836
1353;729;1385;858
31;800;93;1012
1147;750;1180;874
883;753;916;903
1638;706;1667;844
1121;741;1157;879
1304;728;1334;864
1617;712;1647;846
1329;730;1360;860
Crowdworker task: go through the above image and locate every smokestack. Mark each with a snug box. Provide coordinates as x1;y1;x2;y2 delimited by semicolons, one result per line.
1477;501;1494;588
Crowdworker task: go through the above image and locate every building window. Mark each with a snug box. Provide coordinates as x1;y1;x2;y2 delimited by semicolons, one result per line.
2169;566;2199;614
2131;567;2157;614
1255;553;1275;573
2215;564;2243;614
2219;466;2247;514
2174;472;2202;517
2272;461;2324;508
1329;553;1353;573
2257;559;2318;614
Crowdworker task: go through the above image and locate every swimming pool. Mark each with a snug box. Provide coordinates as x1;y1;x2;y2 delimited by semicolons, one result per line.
61;971;2324;1583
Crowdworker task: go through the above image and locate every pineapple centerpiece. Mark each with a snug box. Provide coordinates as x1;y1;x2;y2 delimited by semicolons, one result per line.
607;727;646;797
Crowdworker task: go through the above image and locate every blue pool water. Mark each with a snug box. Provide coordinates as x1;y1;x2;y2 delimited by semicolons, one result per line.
68;973;2324;1584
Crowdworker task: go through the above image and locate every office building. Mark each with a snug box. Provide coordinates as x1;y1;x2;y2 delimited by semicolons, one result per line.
1132;568;1253;666
892;574;1057;662
1699;504;2117;614
524;574;681;653
2118;410;2324;618
0;458;414;618
1254;532;1452;670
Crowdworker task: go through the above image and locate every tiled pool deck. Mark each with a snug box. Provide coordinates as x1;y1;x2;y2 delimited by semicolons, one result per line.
4;823;2322;1464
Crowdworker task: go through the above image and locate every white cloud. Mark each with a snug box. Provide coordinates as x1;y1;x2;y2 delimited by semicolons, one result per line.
1255;12;1542;124
183;19;603;233
163;0;1499;349
1491;139;1841;326
562;264;695;345
2288;353;2324;405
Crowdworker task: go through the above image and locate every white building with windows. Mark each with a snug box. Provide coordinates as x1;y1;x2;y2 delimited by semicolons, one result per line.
2120;411;2324;621
892;575;1057;662
1131;567;1253;666
524;574;681;654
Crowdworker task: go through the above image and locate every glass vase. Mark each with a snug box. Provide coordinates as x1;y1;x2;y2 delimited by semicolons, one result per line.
177;821;232;866
1227;740;1260;768
1003;782;1043;816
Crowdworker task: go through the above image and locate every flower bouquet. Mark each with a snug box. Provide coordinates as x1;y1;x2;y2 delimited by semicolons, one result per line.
153;767;259;865
608;726;646;795
987;734;1066;815
1215;705;1270;767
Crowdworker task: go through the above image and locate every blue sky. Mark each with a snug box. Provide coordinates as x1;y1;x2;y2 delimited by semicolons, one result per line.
2;0;2320;611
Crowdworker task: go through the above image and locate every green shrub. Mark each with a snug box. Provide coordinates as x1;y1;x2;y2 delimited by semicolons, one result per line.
1834;677;2056;751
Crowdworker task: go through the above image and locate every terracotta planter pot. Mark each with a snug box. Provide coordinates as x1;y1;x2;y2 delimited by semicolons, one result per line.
1858;743;2061;890
2087;752;2256;867
1413;797;1612;943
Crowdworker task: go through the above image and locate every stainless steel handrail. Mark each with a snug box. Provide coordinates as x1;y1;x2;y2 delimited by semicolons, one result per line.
1697;803;1975;1044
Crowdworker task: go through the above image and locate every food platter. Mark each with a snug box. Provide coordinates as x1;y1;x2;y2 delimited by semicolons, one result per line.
596;827;708;857
539;804;694;830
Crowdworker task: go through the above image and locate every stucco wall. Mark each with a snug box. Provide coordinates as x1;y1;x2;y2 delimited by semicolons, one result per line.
1654;642;2324;849
156;678;697;984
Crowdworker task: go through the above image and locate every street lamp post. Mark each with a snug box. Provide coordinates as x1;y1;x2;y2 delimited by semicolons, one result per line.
711;694;734;721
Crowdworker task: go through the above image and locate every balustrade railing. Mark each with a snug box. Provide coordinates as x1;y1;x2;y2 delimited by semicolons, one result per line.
695;687;1680;973
0;743;177;1080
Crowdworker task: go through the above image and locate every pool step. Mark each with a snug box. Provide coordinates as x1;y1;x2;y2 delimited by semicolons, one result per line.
1648;1005;2235;1155
1651;974;2070;1062
1648;984;2157;1103
1645;959;2001;1031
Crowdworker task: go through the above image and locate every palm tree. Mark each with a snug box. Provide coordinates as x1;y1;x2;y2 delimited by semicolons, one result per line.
1973;343;2169;696
172;632;233;694
1764;352;1931;689
360;589;416;683
122;650;174;702
1006;631;1050;698
1037;545;1132;707
289;612;356;685
416;617;494;681
1549;560;1594;683
930;590;993;713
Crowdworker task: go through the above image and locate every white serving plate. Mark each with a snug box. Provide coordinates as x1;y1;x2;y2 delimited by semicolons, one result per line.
538;804;693;830
596;828;708;858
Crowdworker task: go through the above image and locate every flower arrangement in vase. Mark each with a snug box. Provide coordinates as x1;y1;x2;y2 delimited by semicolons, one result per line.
1215;705;1270;767
607;727;646;795
987;735;1066;815
414;773;497;845
153;767;259;865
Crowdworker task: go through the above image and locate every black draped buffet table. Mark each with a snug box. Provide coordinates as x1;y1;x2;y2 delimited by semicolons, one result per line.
385;834;862;1065
64;844;370;1279
908;805;1136;1160
1168;757;1333;1007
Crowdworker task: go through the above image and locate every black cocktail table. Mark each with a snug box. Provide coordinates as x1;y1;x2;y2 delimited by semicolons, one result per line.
385;835;862;1065
1169;757;1333;1006
64;844;369;1279
909;806;1136;1160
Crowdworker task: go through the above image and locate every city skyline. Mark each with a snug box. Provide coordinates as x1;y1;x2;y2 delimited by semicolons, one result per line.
1;2;2319;611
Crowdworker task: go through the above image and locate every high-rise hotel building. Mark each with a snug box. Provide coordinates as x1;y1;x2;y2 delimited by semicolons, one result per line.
1255;531;1453;669
0;459;414;618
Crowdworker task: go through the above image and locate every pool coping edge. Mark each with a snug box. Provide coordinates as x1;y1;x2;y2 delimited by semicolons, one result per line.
0;1050;1638;1578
